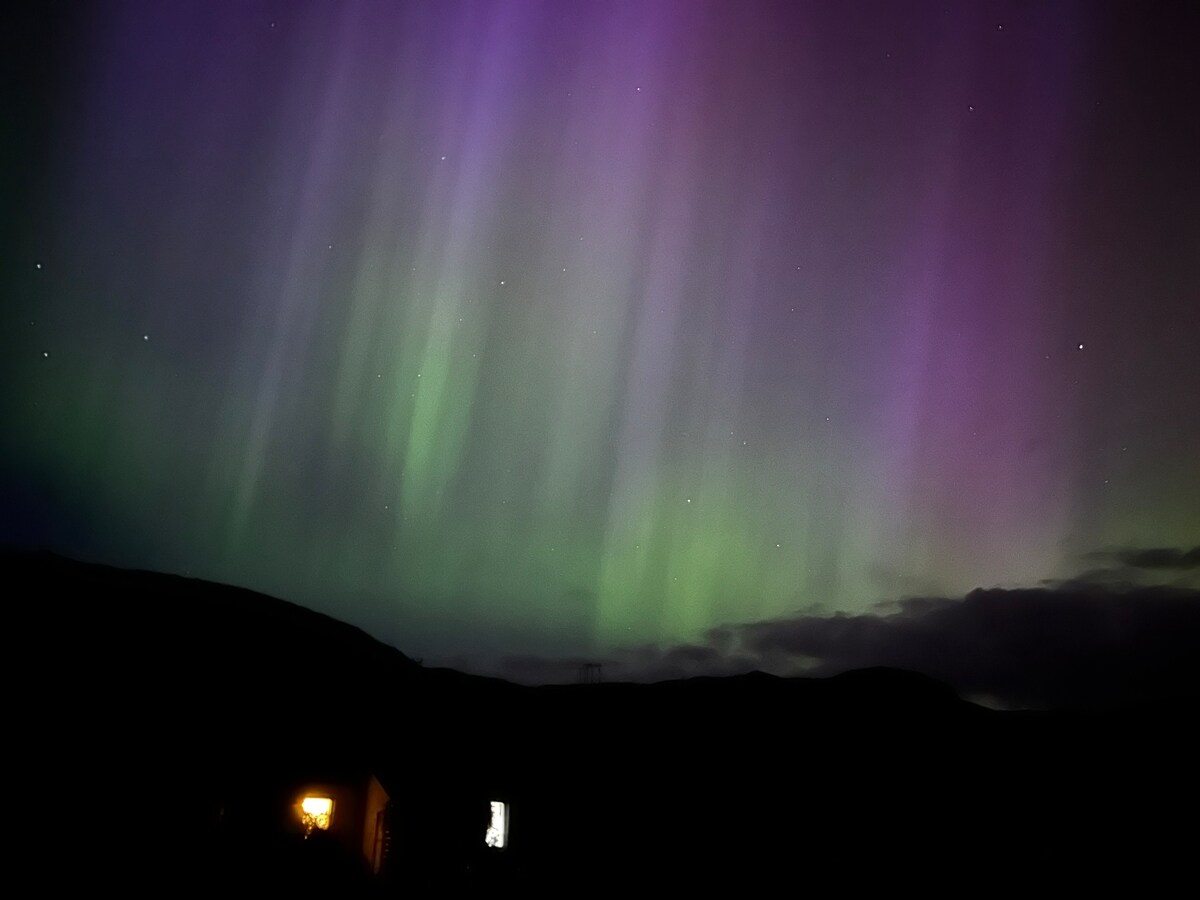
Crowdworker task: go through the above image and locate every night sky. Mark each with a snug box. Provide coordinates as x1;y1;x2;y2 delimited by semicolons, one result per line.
3;1;1198;694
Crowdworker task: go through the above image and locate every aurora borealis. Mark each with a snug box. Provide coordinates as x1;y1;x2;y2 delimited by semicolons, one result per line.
3;1;1198;678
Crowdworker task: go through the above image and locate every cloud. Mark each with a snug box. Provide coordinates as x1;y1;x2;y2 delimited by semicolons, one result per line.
485;547;1200;710
600;578;1200;711
496;654;603;685
738;584;1200;709
495;643;761;685
610;643;761;683
1086;545;1200;571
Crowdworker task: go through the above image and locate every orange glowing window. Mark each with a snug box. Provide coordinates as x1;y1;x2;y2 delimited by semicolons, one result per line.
300;796;334;833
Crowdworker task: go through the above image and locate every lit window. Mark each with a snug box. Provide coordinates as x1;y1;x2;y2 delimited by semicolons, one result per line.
485;801;508;849
300;796;334;833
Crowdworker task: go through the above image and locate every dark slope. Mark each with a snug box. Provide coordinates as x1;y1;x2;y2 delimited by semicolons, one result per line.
7;550;423;760
5;552;1195;893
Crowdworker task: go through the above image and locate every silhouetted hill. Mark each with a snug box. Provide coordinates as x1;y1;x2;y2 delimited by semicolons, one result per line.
7;550;423;762
5;552;1195;893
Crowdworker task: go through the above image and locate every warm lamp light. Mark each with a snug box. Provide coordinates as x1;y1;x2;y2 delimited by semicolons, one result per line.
300;795;334;833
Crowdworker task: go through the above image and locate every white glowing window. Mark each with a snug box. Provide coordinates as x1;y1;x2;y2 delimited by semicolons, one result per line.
485;801;508;849
300;796;334;833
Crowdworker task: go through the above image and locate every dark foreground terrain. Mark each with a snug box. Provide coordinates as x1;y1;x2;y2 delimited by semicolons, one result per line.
6;551;1196;894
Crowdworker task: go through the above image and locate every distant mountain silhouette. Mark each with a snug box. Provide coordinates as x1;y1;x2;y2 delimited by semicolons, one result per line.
5;551;1195;893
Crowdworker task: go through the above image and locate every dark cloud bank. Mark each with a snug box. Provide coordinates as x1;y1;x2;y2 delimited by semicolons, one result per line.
501;547;1200;711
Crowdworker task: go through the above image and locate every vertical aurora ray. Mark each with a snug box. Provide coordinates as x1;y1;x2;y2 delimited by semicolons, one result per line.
7;0;1198;669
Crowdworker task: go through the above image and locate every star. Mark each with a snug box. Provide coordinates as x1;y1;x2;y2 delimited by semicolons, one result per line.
35;263;42;270
142;334;149;341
